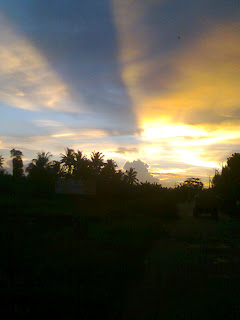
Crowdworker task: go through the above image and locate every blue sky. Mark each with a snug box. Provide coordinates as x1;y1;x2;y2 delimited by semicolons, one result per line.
0;0;240;186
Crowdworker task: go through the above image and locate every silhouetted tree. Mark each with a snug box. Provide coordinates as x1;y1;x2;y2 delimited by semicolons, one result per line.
0;155;3;168
60;148;76;177
73;150;92;179
183;177;203;191
124;167;139;186
213;153;240;212
177;177;203;201
10;149;24;179
90;151;105;176
0;165;12;194
116;169;124;181
139;181;162;194
26;151;53;176
51;160;64;179
101;159;118;181
26;151;57;194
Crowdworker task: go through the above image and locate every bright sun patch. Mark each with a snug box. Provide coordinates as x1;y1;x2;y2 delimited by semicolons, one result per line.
141;122;208;140
175;149;217;168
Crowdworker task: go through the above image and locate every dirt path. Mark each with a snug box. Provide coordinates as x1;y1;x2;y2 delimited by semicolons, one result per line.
122;203;240;319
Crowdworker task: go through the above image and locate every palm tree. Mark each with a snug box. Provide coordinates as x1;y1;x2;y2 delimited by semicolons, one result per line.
116;169;124;182
26;152;54;182
26;151;58;194
125;167;139;186
60;148;76;177
73;150;91;179
101;159;117;180
0;155;4;168
90;151;105;175
51;160;64;179
26;152;53;174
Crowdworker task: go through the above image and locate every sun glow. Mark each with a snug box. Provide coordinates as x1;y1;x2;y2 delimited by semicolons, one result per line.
141;122;208;140
175;150;217;168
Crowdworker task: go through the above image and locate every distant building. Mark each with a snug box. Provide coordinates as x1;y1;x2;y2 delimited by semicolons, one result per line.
56;178;96;196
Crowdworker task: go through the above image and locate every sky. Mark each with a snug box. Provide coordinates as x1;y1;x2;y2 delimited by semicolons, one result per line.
0;0;240;187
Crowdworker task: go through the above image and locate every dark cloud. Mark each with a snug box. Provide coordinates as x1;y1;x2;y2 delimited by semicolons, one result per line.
123;159;159;183
183;108;240;126
106;128;143;137
115;147;139;154
0;0;137;132
1;0;239;131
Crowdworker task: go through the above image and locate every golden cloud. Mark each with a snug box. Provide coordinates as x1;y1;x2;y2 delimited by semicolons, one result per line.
112;1;240;124
112;1;240;175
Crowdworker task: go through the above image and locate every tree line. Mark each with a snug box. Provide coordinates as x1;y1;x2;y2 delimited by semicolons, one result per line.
0;148;161;196
1;148;240;212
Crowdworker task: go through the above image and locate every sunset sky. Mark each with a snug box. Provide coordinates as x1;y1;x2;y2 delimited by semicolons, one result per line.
0;0;240;186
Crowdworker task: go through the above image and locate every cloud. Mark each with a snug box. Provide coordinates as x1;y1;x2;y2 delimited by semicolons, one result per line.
33;120;64;127
0;13;82;112
123;159;159;183
112;0;240;127
112;0;240;185
115;146;139;155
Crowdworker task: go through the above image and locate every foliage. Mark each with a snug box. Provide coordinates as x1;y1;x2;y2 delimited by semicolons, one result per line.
10;148;24;179
101;159;117;180
183;177;203;190
60;148;76;177
73;150;92;179
90;151;105;176
212;153;240;213
0;155;3;168
8;146;240;214
124;167;139;186
0;169;12;194
176;177;203;202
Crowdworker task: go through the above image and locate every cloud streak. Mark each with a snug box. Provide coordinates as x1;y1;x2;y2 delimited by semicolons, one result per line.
0;13;82;112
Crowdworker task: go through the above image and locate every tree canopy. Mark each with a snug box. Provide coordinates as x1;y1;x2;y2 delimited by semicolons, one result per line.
10;148;24;179
212;153;240;210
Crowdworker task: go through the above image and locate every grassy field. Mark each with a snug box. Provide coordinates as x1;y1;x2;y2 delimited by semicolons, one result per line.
0;194;178;318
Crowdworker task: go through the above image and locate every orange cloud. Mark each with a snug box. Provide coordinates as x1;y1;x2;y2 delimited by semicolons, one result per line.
112;1;240;178
113;15;240;125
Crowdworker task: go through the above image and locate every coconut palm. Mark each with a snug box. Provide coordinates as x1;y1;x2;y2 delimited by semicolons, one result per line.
73;150;91;179
26;151;57;194
60;148;76;177
90;151;105;175
101;159;117;180
51;160;64;179
26;151;53;177
125;167;139;185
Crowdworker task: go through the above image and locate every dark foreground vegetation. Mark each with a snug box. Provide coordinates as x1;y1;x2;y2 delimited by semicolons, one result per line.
0;194;178;318
0;149;240;317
